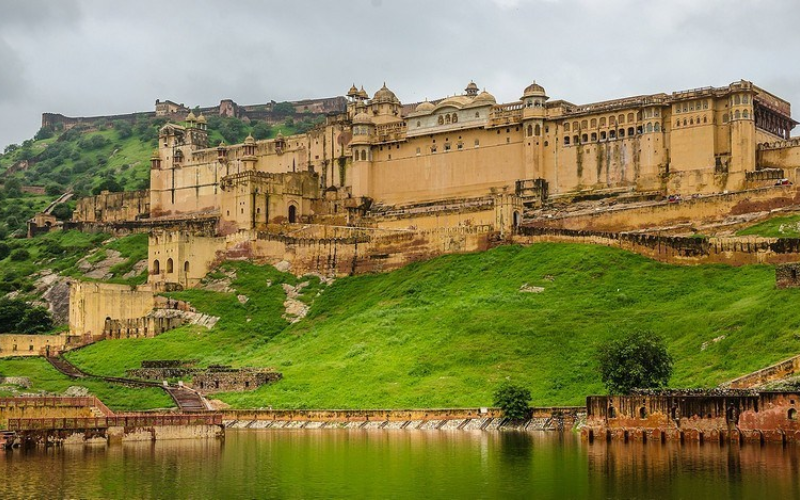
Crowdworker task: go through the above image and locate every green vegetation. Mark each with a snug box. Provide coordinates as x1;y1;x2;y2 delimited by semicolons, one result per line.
596;331;673;394
493;383;532;420
63;243;800;409
0;358;173;411
737;214;800;238
0;299;53;334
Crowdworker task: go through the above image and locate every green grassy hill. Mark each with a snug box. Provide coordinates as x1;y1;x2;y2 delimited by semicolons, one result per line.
47;243;800;409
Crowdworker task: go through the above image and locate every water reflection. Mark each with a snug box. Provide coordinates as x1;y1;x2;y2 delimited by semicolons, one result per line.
0;430;798;499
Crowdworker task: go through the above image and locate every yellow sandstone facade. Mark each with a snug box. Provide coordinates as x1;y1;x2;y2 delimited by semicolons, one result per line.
143;79;799;288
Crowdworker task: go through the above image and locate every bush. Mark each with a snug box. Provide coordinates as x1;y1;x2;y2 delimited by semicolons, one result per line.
597;331;674;394
17;307;54;334
113;120;133;139
0;242;9;260
493;383;531;420
9;248;30;262
34;126;54;141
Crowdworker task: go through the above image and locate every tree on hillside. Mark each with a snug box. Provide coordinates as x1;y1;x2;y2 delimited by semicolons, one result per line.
92;178;123;195
493;383;532;420
252;121;272;140
273;101;295;116
597;331;673;394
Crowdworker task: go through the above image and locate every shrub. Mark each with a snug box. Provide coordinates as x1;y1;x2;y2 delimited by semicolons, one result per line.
493;383;531;420
9;248;30;262
17;307;54;334
597;331;674;394
34;126;54;141
0;242;9;260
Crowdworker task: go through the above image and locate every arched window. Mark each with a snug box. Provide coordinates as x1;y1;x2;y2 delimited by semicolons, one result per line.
513;211;521;227
360;150;367;161
690;118;694;125
534;124;541;136
703;116;708;124
609;130;616;139
581;120;588;129
590;118;597;128
703;100;709;109
153;260;160;274
735;110;741;119
600;131;607;141
618;114;625;124
572;121;579;131
735;95;741;105
609;116;616;126
591;132;597;141
637;111;643;120
288;205;297;223
639;407;647;419
474;139;480;147
627;113;634;123
608;406;617;418
445;115;451;124
564;122;571;132
527;125;533;137
166;258;174;274
743;110;749;119
618;129;625;137
676;120;680;127
723;113;729;123
184;261;190;273
564;136;570;145
646;123;653;133
628;127;635;136
654;123;661;132
438;116;444;125
599;117;607;127
683;119;687;126
743;95;749;104
788;408;797;421
582;133;588;142
452;114;458;123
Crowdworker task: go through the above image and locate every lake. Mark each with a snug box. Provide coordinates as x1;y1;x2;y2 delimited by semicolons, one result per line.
2;430;799;499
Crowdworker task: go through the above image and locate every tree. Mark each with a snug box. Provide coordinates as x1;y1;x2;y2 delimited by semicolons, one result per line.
597;331;673;394
113;120;133;139
17;307;54;334
252;121;272;140
92;178;123;195
493;383;531;420
273;101;295;116
34;126;54;141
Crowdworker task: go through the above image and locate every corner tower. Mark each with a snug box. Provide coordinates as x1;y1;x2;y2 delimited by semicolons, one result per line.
521;81;548;182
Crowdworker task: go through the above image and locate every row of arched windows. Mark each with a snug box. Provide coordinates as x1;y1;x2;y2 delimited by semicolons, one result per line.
674;99;710;114
675;115;709;127
152;259;189;274
562;123;660;145
563;112;646;133
437;113;459;125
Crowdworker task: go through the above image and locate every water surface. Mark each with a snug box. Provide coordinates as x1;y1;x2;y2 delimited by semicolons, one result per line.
2;430;798;499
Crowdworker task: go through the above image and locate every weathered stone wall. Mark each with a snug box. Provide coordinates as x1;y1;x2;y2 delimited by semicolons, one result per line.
723;355;800;389
532;186;800;232
776;263;800;288
191;369;282;395
583;392;800;443
103;315;185;340
72;190;150;223
0;333;84;357
69;282;156;338
515;226;800;266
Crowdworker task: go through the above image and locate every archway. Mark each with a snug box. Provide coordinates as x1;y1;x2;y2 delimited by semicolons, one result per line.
153;259;160;274
167;258;174;273
513;211;521;228
288;205;297;224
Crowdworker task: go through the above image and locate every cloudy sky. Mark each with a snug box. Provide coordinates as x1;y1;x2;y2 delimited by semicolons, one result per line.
1;0;799;149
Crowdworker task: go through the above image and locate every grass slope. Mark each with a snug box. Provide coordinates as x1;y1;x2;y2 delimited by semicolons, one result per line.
0;358;173;411
64;243;800;409
737;214;800;238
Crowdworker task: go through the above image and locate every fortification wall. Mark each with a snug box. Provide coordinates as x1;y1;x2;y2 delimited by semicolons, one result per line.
0;333;83;358
533;186;800;232
722;355;800;389
69;282;156;338
758;140;800;180
515;226;800;266
72;190;150;223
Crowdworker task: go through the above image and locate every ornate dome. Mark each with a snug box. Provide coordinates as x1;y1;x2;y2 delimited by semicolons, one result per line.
347;84;359;97
244;134;255;145
415;100;435;113
196;114;207;124
472;90;496;105
523;81;546;97
373;83;399;103
465;80;479;96
353;112;373;125
357;86;369;99
436;95;470;110
186;111;197;122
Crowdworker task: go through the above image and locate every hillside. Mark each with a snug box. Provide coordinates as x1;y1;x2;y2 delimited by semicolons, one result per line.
42;243;800;409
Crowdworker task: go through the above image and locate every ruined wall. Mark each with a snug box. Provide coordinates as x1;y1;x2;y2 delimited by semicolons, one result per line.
191;369;282;395
723;355;800;389
583;392;800;444
103;315;185;340
69;282;155;338
758;139;800;183
515;226;800;266
72;190;150;223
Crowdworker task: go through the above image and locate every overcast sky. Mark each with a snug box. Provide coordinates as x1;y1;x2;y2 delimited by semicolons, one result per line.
1;0;799;149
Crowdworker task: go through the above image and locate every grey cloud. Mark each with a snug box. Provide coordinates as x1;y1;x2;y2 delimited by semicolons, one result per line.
1;0;798;149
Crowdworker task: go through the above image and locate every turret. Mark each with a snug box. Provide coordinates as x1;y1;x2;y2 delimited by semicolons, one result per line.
521;81;548;182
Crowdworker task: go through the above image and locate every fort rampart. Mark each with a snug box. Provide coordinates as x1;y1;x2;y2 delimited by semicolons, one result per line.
514;226;800;265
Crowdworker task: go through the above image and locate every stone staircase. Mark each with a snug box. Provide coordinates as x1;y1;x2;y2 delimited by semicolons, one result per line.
46;356;209;413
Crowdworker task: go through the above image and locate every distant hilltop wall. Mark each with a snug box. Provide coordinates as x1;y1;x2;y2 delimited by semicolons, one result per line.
42;96;347;130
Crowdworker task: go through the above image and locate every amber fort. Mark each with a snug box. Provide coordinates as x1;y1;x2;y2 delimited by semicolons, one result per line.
19;78;800;346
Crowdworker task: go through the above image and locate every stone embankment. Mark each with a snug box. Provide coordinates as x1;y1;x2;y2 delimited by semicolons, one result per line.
222;407;585;432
